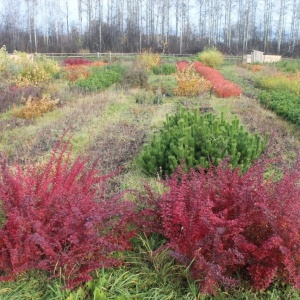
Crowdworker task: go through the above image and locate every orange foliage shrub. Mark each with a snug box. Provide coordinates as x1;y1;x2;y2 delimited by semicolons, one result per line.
63;65;91;82
90;61;107;67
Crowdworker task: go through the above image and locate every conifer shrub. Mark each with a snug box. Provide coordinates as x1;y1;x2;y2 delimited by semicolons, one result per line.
0;138;136;288
139;108;268;177
153;158;300;293
152;64;176;75
197;48;224;69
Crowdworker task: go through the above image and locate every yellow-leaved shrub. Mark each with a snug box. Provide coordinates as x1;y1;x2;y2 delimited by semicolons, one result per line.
14;95;59;119
174;65;212;97
136;50;160;72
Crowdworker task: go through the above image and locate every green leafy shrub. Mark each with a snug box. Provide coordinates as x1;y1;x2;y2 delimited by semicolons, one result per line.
259;90;300;124
149;75;177;97
75;64;125;92
120;67;148;89
139;108;269;177
197;48;224;69
152;64;176;75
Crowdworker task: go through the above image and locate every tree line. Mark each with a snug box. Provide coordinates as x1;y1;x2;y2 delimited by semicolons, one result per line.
0;0;300;56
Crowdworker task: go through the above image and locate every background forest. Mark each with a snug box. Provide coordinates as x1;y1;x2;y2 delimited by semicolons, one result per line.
0;0;300;56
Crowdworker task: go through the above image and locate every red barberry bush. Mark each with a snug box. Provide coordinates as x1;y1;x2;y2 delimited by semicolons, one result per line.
176;60;189;72
0;138;136;288
63;58;92;66
155;158;300;294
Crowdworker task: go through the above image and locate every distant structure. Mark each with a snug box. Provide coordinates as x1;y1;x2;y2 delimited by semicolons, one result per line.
243;50;281;63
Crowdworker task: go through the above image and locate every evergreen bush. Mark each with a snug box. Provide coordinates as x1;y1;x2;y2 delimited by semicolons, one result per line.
139;107;269;177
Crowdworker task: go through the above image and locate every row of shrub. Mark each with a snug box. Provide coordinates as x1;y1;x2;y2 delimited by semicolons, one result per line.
259;90;300;124
194;61;243;98
0;46;60;87
255;73;300;96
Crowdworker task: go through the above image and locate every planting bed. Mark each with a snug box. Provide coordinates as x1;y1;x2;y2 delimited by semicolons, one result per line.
1;51;300;299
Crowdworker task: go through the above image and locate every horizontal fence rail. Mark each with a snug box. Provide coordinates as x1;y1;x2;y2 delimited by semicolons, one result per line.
42;52;243;61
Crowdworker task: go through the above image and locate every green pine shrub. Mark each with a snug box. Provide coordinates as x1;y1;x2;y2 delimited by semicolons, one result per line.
139;107;269;177
197;48;224;69
152;64;176;75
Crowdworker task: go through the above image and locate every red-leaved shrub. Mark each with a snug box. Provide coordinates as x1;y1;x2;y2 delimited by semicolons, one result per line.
194;61;242;98
176;60;189;72
154;158;300;294
0;138;136;288
63;58;92;66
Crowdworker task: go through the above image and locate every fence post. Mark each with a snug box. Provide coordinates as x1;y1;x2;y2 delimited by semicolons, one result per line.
109;51;111;60
97;52;99;59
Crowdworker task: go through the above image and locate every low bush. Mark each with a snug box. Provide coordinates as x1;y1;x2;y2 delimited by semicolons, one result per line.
152;157;300;294
152;64;176;75
11;53;60;87
255;74;300;95
174;64;212;97
63;65;91;82
63;58;92;66
121;67;148;89
149;75;177;97
13;94;59;119
136;50;160;72
0;138;136;288
75;64;125;92
197;48;224;69
259;90;300;124
139;107;269;177
275;59;300;73
0;85;43;113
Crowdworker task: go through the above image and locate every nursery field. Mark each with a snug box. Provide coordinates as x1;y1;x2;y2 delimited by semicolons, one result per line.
1;48;300;299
